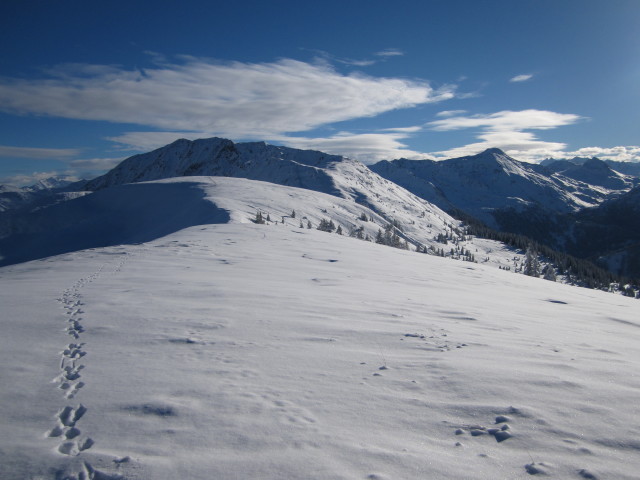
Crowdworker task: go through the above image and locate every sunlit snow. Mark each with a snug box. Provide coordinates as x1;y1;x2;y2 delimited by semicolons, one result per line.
1;178;639;479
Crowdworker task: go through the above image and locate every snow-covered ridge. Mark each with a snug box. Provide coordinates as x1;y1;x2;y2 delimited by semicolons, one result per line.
370;148;637;227
58;137;527;267
0;177;525;272
83;137;343;196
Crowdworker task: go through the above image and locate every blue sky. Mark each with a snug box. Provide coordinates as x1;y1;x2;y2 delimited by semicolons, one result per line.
1;0;639;185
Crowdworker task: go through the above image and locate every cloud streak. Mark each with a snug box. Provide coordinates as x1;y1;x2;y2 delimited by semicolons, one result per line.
0;145;80;159
510;74;534;83
375;49;405;57
0;57;453;139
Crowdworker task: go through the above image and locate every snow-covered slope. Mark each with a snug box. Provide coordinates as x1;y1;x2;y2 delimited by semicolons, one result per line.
83;138;343;195
370;148;635;227
1;218;639;480
545;158;637;191
24;176;76;193
543;157;640;179
0;184;33;213
79;137;462;246
0;177;523;271
568;186;640;278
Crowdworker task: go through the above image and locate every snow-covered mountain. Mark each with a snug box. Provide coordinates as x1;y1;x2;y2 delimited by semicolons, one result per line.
0;176;525;274
0;184;34;213
0;176;78;213
370;148;637;228
1;138;639;479
2;212;639;480
543;157;636;191
565;186;640;278
543;156;640;179
83;138;343;196
24;176;76;192
76;137;464;247
2;138;633;287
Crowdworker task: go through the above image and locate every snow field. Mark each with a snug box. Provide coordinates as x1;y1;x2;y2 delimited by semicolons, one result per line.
1;221;639;479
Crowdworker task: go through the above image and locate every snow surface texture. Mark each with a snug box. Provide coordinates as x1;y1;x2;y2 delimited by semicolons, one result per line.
1;178;639;479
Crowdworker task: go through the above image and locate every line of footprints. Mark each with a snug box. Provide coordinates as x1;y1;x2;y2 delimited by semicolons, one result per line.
47;267;104;456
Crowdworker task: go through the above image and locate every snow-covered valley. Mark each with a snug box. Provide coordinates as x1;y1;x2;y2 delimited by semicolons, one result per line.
1;178;639;480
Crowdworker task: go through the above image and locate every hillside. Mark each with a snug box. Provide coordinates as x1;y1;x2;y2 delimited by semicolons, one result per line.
568;186;640;278
370;148;636;228
1;214;639;480
0;177;523;271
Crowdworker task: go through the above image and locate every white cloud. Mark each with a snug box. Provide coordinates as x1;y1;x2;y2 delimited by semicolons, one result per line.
108;128;431;164
436;109;467;118
0;57;453;139
562;146;640;163
275;131;433;164
510;74;534;83
107;131;212;151
378;126;423;133
69;156;125;170
0;145;80;159
375;49;405;57
429;110;582;132
428;110;584;162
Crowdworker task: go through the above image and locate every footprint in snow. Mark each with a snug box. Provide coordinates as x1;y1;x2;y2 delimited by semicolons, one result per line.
454;413;514;443
525;462;551;475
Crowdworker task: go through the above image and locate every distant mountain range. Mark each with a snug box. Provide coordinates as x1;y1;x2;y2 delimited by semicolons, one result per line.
542;156;640;178
0;176;76;213
370;149;639;279
0;138;481;270
370;149;638;227
1;137;639;283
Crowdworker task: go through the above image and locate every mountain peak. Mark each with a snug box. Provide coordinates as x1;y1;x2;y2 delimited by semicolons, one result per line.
582;157;610;170
479;147;507;156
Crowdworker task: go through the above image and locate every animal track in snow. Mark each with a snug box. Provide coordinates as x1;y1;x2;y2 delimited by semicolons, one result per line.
58;404;87;427
48;253;139;476
402;329;468;352
57;437;94;456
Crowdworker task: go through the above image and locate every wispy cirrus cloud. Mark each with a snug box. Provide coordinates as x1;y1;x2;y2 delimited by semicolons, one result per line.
107;131;212;152
0;57;453;140
68;156;125;171
436;109;467;118
510;74;534;83
0;145;80;159
375;48;405;57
